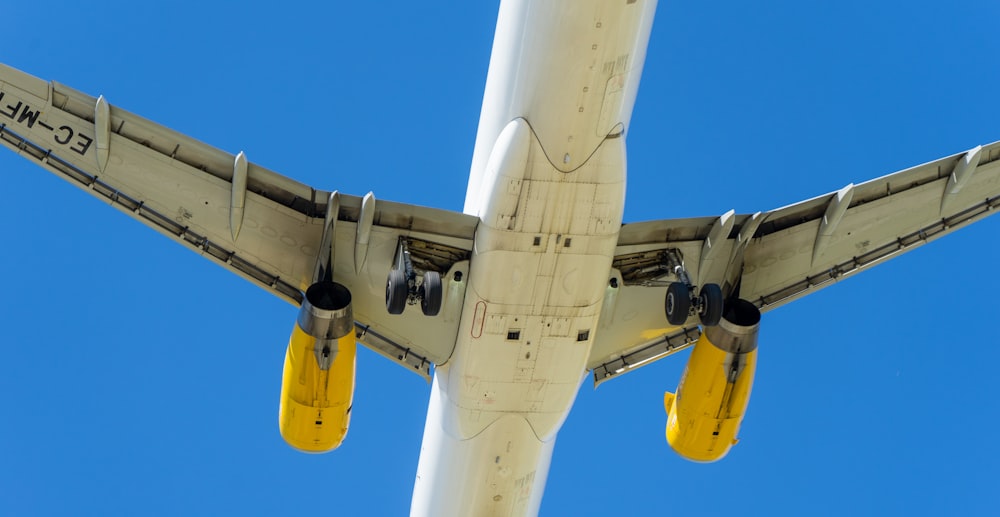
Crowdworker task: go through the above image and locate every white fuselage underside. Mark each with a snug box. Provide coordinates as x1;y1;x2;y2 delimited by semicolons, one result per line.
411;1;657;515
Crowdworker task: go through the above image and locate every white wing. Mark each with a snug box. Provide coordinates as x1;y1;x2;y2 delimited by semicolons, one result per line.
0;63;477;379
590;142;1000;384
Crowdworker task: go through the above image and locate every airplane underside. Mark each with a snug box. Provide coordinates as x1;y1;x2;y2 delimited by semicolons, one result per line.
410;1;740;513
3;0;1000;516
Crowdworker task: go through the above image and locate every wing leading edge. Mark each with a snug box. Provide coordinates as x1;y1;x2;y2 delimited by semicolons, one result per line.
590;141;1000;385
7;62;999;386
0;63;477;379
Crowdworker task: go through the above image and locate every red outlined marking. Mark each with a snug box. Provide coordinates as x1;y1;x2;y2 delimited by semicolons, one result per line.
471;301;487;339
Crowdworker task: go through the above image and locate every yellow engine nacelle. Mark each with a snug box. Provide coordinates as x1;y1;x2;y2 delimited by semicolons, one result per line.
665;299;760;462
279;281;356;453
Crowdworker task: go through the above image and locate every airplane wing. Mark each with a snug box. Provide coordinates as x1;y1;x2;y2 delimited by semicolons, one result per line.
589;141;1000;385
0;63;476;379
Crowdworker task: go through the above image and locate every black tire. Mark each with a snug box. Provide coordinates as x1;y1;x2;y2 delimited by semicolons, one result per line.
421;271;443;316
665;282;691;325
698;283;723;327
386;268;408;315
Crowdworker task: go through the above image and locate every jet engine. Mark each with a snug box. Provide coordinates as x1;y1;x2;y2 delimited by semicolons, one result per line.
279;281;356;453
664;299;760;462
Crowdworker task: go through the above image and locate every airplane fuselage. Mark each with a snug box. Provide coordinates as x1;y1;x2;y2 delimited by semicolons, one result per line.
411;1;658;514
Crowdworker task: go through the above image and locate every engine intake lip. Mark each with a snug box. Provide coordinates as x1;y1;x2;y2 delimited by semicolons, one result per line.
305;281;352;311
299;282;353;340
705;299;760;353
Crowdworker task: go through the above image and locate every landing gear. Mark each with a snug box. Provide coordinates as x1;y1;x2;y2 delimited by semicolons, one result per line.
658;249;726;327
385;237;444;316
420;271;442;316
697;283;723;327
386;269;408;315
665;283;691;326
664;281;724;327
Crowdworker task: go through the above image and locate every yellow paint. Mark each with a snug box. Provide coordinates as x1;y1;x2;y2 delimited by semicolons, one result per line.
664;331;756;462
639;327;673;341
278;323;356;453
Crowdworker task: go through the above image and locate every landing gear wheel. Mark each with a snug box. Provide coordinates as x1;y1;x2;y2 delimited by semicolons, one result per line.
665;282;691;325
386;268;408;315
420;271;443;316
697;283;723;327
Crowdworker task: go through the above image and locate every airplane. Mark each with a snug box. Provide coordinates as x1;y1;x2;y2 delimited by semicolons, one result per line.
1;1;1000;516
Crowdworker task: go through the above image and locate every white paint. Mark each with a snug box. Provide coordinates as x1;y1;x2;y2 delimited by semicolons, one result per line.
413;0;658;515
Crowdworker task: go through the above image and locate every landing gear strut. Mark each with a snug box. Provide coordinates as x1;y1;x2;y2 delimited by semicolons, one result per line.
385;237;443;316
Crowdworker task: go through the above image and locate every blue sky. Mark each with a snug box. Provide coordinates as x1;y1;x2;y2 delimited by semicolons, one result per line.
2;1;1000;515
